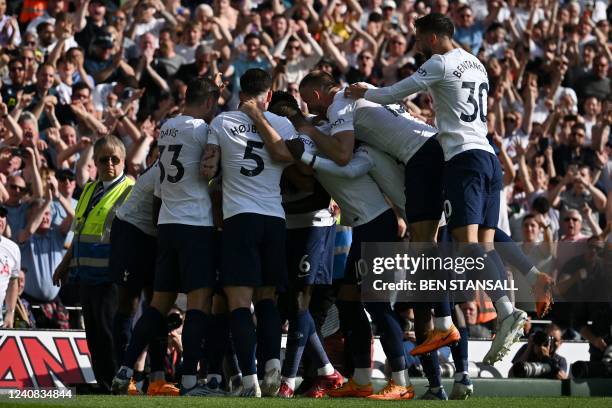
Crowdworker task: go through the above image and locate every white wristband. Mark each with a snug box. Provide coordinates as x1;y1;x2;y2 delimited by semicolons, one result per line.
300;152;316;167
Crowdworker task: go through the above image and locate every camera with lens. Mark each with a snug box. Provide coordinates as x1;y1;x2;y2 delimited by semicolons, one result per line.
532;330;555;351
571;345;612;379
511;331;561;378
512;360;560;378
166;312;183;332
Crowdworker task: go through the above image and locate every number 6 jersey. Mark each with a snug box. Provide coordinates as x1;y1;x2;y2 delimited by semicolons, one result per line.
363;47;494;161
154;115;213;227
208;111;297;220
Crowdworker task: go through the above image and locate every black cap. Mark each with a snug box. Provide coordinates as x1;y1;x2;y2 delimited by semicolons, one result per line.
256;1;273;12
93;31;113;49
56;169;76;181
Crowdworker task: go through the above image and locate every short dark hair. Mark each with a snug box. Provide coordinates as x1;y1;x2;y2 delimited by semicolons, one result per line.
415;13;454;38
571;123;586;133
185;77;220;106
269;91;302;119
72;81;91;94
522;213;537;225
299;70;338;92
244;32;260;44
531;196;550;214
240;69;272;97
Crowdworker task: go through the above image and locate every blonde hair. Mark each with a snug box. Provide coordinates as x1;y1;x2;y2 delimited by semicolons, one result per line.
93;135;126;160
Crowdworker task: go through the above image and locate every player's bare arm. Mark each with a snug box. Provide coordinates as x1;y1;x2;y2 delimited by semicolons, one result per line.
240;99;294;163
201;144;221;179
344;82;369;100
299;125;354;166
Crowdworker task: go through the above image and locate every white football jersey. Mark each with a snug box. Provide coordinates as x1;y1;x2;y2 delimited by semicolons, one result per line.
116;166;157;236
208;111;297;220
304;123;390;227
154;115;213;227
364;146;407;221
364;48;494;160
354;99;437;164
327;88;356;136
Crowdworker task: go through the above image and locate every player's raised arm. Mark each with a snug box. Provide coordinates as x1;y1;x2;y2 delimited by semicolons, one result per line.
240;99;294;163
201;120;221;180
299;144;374;179
201;143;221;180
298;71;356;166
345;13;453;104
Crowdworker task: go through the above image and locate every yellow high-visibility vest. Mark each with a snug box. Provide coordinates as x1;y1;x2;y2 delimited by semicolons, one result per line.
70;176;134;283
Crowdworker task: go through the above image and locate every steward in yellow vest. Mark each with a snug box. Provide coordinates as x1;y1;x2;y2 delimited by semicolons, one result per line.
53;135;133;392
70;174;133;283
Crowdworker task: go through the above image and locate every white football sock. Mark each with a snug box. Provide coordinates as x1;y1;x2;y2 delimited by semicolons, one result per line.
242;374;257;389
353;368;371;385
434;316;453;331
281;376;296;390
391;369;407;386
494;296;514;320
317;363;334;376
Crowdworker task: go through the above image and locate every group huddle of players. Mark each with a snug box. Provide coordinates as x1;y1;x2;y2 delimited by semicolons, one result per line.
108;13;554;400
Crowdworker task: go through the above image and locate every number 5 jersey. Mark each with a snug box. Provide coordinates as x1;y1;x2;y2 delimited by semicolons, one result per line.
208;111;297;220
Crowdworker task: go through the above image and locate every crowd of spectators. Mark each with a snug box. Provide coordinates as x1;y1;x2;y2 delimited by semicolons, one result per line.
0;0;609;369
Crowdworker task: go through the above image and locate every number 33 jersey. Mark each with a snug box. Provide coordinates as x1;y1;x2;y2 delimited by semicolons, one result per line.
364;48;494;161
154;115;213;227
208;111;297;220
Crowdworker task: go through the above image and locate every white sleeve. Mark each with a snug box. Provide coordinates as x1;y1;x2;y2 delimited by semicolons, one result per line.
194;121;209;148
207;119;220;146
303;147;373;178
277;117;299;140
364;54;445;104
329;100;355;136
10;245;20;278
153;163;161;198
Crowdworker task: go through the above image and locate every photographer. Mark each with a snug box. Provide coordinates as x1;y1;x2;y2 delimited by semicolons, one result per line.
571;294;612;378
510;324;568;379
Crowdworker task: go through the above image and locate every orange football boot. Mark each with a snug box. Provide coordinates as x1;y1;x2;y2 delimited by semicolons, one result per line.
366;380;415;400
533;273;554;318
127;379;141;396
410;324;461;356
146;380;180;396
326;378;373;398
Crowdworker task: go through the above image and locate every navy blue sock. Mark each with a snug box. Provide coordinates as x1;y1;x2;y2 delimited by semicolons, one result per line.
365;302;406;372
113;312;133;366
307;313;330;369
230;307;257;376
420;351;441;387
124;307;165;368
464;244;505;302
206;314;228;376
181;309;210;375
337;300;372;368
450;327;469;373
254;299;282;369
494;229;534;276
281;310;310;378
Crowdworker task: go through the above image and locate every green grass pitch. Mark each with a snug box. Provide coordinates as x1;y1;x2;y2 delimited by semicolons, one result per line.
2;396;612;408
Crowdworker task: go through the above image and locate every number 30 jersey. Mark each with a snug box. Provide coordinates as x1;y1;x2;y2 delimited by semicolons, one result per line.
208;111;297;220
154;114;213;227
363;47;494;161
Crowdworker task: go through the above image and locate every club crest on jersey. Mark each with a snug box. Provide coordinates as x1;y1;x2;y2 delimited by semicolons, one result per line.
417;67;427;76
230;123;258;136
330;118;345;128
